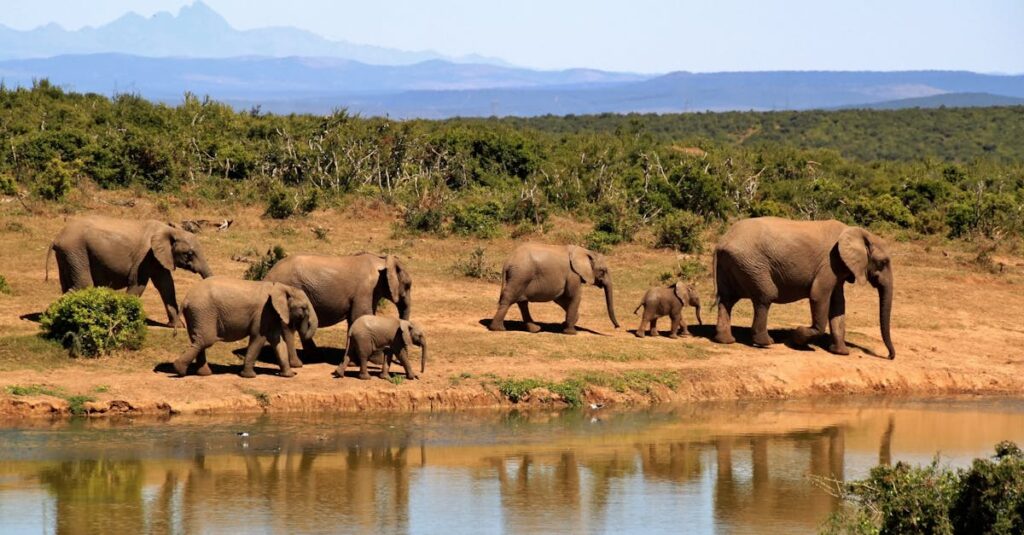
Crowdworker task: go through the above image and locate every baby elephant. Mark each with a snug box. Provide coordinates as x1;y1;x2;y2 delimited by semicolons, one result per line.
334;316;426;381
634;282;703;338
174;277;318;378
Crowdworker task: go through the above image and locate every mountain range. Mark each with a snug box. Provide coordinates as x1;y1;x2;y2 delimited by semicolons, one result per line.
1;2;1022;118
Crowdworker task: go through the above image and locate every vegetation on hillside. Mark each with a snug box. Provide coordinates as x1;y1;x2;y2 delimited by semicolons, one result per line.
2;82;1022;247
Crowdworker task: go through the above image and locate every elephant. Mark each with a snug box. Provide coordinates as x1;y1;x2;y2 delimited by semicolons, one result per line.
173;277;318;378
264;253;411;355
712;217;895;359
333;316;426;381
488;244;619;334
634;282;703;338
47;216;213;327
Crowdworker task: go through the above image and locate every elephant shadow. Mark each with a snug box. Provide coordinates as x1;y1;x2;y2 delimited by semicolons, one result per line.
229;346;346;366
153;361;283;377
19;312;42;323
477;319;605;336
688;325;884;358
626;326;702;338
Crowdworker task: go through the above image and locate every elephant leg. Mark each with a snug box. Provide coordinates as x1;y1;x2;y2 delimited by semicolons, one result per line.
240;336;265;379
636;310;647;338
669;311;681;338
396;348;417;380
714;298;737;344
827;285;849;355
300;334;319;356
379;350;392;380
358;352;372;380
195;348;211;376
333;347;351;379
793;294;830;346
151;268;181;328
560;293;581;335
751;302;774;347
517;301;541;333
283;329;302;369
489;296;513;331
174;343;204;377
649;317;658;337
272;339;296;378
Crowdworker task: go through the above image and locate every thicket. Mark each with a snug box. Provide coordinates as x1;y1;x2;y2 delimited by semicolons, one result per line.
39;287;146;357
2;82;1022;247
822;441;1024;535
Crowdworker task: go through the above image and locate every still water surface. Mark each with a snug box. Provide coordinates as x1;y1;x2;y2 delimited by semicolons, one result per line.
1;397;1024;534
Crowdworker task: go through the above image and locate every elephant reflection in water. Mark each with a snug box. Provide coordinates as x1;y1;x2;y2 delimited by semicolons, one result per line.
172;436;415;533
713;427;846;531
39;459;146;535
637;442;703;483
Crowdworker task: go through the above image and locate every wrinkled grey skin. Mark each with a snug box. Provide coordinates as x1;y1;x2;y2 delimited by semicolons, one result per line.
713;217;895;359
334;316;426;381
47;216;213;327
264;253;411;354
489;244;619;335
634;282;703;338
174;277;318;378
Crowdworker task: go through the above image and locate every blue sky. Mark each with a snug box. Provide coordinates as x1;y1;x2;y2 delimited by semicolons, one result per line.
3;0;1022;73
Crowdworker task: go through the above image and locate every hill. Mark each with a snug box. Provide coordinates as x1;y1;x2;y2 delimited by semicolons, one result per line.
841;92;1024;110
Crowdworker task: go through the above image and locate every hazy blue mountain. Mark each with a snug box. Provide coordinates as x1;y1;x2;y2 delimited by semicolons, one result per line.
2;53;1022;117
839;92;1024;110
0;1;508;66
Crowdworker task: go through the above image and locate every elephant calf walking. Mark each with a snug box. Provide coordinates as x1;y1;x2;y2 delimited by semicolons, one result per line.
634;282;702;338
174;277;318;378
334;316;426;380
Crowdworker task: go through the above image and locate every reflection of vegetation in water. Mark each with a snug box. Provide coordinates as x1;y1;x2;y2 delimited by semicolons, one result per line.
39;459;145;534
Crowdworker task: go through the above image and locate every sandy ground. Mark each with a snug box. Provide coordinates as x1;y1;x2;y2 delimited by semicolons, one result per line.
1;191;1023;417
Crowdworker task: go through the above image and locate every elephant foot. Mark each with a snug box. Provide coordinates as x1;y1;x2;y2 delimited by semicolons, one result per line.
379;371;391;380
752;332;774;347
332;368;345;379
487;322;506;332
172;359;190;377
713;331;736;345
635;332;645;338
279;370;296;378
239;368;257;379
791;327;817;346
828;343;850;356
525;322;541;334
668;332;679;339
358;372;372;381
196;364;212;377
289;359;303;369
406;372;419;380
563;327;578;335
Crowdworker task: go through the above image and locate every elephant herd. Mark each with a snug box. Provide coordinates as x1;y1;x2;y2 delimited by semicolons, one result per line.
45;214;895;381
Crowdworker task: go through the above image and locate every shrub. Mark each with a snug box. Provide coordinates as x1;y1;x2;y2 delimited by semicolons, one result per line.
949;441;1024;533
40;287;146;357
402;204;444;234
654;210;705;253
850;194;915;229
264;189;295;219
449;201;501;238
0;173;17;195
244;245;287;281
0;274;11;295
452;247;500;281
34;156;76;201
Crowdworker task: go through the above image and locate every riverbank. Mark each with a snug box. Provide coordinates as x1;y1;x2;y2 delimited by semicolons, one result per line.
2;195;1023;418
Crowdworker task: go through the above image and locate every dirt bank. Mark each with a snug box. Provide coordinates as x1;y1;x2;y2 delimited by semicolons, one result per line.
2;195;1023;418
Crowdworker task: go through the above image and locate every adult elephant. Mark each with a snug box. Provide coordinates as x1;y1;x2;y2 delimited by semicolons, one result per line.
263;253;412;354
489;244;619;334
712;217;895;359
48;216;213;327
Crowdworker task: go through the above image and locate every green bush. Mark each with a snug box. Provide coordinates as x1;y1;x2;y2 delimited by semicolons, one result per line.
850;194;915;229
449;201;501;238
0;274;11;295
40;287;146;357
825;441;1024;535
243;245;287;281
452;247;500;281
264;189;295;219
0;173;17;195
34;156;76;201
654;210;704;253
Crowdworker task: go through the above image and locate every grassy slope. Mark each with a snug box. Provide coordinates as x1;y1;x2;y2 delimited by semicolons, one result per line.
1;190;1023;416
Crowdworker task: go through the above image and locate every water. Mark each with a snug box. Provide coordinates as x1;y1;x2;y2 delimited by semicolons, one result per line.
1;397;1023;534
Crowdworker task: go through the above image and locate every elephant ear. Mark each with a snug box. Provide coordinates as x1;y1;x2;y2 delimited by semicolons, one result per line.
838;228;869;283
673;283;687;304
569;246;595;285
269;284;291;325
686;285;701;307
150;229;176;272
385;255;402;303
399;320;413;349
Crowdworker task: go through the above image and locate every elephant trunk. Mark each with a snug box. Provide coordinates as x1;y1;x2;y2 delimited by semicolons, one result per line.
694;304;703;326
196;257;213;279
419;340;427;374
877;270;895;360
397;295;411;321
300;309;318;342
603;283;620;329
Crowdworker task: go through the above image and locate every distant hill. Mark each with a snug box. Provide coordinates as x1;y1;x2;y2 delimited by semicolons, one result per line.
2;54;1023;118
0;1;508;66
840;92;1024;110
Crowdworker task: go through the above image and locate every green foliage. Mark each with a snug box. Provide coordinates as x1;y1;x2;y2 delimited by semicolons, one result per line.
0;173;17;195
39;287;146;357
388;375;405;386
449;201;501;238
452;247;500;281
4;384;96;415
0;274;11;295
655;210;705;252
34;156;77;201
825;442;1024;535
243;245;287;281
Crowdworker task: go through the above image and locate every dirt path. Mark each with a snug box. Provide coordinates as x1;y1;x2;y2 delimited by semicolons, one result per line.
2;195;1023;418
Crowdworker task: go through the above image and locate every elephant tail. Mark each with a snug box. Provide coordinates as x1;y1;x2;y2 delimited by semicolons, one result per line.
44;244;54;282
633;302;643;315
710;248;720;307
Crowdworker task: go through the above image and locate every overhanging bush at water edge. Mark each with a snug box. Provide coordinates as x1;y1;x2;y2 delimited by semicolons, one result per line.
39;287;146;357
